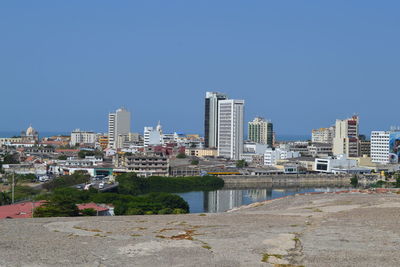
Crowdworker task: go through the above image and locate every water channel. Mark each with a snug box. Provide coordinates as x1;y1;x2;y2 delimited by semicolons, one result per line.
177;186;353;213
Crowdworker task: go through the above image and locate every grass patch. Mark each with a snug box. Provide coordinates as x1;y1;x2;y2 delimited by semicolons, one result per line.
290;224;298;227
273;265;304;267
73;226;102;232
202;245;212;250
261;253;283;262
93;233;106;237
133;227;147;230
131;234;142;237
198;214;207;216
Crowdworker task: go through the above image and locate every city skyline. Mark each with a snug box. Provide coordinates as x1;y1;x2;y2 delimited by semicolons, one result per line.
1;2;400;135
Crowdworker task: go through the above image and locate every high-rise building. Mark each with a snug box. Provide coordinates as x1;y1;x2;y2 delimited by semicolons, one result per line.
311;126;335;143
108;108;131;149
248;117;273;147
370;131;390;164
332;115;359;157
217;99;244;160
204;92;228;148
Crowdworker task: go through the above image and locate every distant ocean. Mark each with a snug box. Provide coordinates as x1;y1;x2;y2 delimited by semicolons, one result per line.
277;134;310;141
0;131;70;138
0;131;310;141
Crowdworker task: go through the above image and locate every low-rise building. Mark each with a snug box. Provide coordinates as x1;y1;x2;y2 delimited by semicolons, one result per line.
264;148;301;166
314;155;358;173
185;148;218;158
119;154;169;177
307;143;332;157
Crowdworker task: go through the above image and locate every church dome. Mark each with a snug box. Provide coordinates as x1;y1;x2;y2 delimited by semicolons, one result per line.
26;125;35;136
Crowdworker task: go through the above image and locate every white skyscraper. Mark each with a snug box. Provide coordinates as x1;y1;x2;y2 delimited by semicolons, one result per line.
204;92;228;148
108;108;131;149
370;131;390;164
217;99;244;160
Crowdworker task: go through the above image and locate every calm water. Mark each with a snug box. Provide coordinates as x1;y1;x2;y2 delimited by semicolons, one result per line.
177;186;352;213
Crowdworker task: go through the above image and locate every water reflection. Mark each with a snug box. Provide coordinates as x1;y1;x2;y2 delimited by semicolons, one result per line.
178;187;352;213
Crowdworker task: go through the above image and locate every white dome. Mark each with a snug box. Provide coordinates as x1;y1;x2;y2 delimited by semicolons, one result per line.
26;125;35;136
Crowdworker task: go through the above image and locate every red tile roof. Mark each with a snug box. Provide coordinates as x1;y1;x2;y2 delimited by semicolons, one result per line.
0;201;109;219
0;201;45;219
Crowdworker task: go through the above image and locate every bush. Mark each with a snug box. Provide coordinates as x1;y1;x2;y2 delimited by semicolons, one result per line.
33;200;80;217
176;153;187;159
158;208;173;214
117;173;224;195
126;208;144;215
81;208;97;216
172;208;186;214
236;159;247;168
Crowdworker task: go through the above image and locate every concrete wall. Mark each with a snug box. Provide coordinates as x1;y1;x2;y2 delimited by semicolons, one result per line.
221;174;352;188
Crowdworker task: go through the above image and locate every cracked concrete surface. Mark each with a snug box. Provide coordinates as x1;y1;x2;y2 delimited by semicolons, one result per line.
1;192;400;266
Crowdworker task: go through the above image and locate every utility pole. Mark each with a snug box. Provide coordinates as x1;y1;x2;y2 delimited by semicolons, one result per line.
12;172;15;204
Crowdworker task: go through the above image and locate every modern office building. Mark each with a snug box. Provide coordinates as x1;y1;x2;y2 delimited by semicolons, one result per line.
332;115;359;157
311;126;335;143
217;99;244;160
370;131;390;164
204;92;228;148
70;129;96;146
248;117;273;147
108;108;131;149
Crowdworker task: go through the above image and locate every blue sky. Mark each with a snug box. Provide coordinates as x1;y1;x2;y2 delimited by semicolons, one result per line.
0;1;399;136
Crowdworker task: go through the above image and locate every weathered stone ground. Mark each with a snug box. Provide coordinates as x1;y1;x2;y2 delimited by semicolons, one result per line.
1;191;400;267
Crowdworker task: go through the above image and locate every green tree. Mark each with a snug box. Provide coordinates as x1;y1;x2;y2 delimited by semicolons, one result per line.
191;159;199;165
57;155;67;160
33;195;80;217
236;160;247;168
3;154;19;164
0;192;11;205
176;153;187;159
350;175;358;187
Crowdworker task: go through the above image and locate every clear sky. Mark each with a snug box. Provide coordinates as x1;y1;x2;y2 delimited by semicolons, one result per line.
0;1;399;136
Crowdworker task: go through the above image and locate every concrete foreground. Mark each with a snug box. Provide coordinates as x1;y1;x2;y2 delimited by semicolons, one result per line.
1;191;400;267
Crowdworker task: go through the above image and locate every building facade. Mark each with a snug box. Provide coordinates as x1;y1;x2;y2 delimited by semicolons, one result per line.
108;108;131;149
370;131;390;164
70;129;96;146
204;92;228;148
121;154;169;177
263;148;301;166
311;126;335;143
332;115;359;157
217;99;244;160
248;117;273;147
